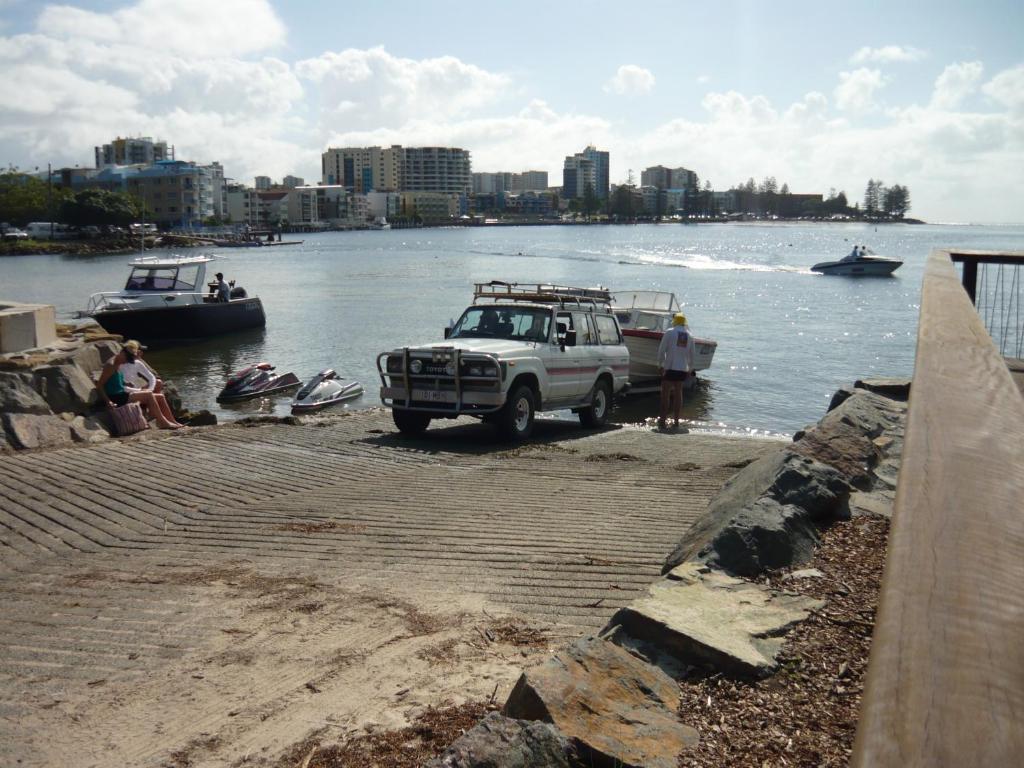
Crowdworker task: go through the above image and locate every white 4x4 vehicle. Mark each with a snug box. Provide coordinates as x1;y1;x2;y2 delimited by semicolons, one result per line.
377;282;630;440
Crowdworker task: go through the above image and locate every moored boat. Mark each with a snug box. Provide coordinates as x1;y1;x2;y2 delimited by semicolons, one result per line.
81;254;265;344
610;290;717;386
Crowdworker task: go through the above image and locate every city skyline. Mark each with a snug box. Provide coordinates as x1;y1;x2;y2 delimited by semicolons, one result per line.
0;0;1021;223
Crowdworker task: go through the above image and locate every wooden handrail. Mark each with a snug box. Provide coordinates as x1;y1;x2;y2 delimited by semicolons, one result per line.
851;250;1024;766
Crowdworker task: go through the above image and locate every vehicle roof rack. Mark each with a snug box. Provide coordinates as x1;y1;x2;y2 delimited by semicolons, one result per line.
473;281;613;310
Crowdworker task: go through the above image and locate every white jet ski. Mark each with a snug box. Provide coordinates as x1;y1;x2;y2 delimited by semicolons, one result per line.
291;369;363;412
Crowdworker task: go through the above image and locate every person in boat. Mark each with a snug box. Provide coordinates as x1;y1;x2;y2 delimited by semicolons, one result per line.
213;272;231;302
842;245;860;262
97;342;182;429
657;313;694;431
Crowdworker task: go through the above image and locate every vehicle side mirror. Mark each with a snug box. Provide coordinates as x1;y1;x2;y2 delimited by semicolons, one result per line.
443;327;452;339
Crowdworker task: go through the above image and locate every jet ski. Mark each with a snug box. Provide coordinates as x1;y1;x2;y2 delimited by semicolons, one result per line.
291;369;364;412
812;247;902;276
217;362;301;402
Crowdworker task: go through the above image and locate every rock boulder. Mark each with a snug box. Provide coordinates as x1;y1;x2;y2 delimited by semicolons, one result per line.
503;636;697;768
426;713;574;768
606;563;824;678
2;413;76;450
663;450;849;576
32;364;98;415
0;371;52;415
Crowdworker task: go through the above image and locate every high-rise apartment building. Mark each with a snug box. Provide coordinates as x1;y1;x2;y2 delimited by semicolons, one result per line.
321;145;471;194
563;146;609;200
641;165;698;193
254;176;272;190
282;175;305;188
95;136;170;168
126;160;212;227
321;146;401;192
511;171;548;191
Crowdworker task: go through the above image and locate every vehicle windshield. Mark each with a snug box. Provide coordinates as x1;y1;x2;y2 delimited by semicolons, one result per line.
124;264;200;291
451;306;552;342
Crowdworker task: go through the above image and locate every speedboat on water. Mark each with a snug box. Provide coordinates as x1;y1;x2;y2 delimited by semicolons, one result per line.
811;247;902;276
217;363;300;402
610;290;717;387
81;254;266;344
291;369;363;412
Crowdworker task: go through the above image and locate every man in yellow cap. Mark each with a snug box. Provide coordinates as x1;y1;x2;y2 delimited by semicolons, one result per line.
656;313;693;430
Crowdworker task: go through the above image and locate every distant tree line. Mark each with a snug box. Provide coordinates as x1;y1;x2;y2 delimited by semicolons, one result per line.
0;171;142;228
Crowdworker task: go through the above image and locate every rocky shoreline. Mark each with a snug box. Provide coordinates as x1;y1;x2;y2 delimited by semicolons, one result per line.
426;379;907;767
0;324;212;451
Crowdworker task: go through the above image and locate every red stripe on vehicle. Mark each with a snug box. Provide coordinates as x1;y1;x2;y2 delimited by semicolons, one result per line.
623;329;663;340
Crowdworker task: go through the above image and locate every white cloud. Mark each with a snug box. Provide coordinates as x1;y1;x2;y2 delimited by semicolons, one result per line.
37;0;285;57
834;68;887;112
850;45;926;64
296;47;511;130
982;64;1024;112
604;65;655;95
930;61;983;110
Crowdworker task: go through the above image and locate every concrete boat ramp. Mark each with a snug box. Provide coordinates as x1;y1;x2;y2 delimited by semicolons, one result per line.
0;410;779;767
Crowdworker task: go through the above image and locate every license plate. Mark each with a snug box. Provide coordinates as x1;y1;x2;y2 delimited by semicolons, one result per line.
413;389;453;403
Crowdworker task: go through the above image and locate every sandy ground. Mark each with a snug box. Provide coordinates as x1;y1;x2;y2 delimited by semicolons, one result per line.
0;409;781;767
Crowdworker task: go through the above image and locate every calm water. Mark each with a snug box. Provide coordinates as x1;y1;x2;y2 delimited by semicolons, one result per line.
3;222;1022;435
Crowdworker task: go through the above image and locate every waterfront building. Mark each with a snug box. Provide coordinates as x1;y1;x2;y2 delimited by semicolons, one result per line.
282;175;305;189
401;147;472;194
254;176;272;191
563;146;609;200
366;191;401;220
95;136;169;169
126;160;212;228
504;191;555;216
641;165;698;194
322;145;471;194
203;162;226;220
321;146;401;192
472;172;514;195
399;191;465;222
292;185;351;225
562;155;595;200
511;171;548;191
225;183;257;227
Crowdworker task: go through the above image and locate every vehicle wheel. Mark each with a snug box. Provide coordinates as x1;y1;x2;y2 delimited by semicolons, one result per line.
393;408;431;435
579;379;612;428
497;384;535;441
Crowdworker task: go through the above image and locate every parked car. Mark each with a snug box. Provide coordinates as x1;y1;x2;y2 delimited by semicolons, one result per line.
377;282;630;440
1;226;29;240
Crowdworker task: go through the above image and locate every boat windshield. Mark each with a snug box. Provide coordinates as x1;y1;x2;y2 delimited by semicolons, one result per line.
611;291;679;313
451;307;552;341
125;264;201;291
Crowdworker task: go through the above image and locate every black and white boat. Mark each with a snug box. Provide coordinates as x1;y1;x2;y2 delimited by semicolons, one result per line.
291;369;363;412
811;248;902;276
82;254;266;343
217;363;301;402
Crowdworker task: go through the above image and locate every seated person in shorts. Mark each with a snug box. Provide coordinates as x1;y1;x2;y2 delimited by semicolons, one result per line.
97;342;182;429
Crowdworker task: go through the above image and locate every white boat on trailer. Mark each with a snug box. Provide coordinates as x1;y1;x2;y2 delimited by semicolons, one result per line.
610;290;717;389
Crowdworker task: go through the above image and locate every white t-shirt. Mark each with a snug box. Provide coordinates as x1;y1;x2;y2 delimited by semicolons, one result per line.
657;325;694;372
119;359;157;392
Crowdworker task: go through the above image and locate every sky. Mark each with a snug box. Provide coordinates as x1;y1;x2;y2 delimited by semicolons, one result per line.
0;0;1021;223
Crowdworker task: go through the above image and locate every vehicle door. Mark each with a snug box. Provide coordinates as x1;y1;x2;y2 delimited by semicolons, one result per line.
546;311;582;402
571;311;601;398
594;313;630;392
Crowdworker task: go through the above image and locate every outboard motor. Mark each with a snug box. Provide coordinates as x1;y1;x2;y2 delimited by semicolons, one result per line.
230;286;248;299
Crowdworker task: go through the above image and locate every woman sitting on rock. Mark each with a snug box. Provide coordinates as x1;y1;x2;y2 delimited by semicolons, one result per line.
96;341;183;429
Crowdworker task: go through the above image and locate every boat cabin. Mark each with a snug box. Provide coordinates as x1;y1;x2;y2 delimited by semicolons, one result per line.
124;258;209;293
611;290;682;333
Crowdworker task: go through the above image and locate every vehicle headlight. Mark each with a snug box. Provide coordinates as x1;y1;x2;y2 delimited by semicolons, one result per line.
410;359;423;374
445;361;456;376
386;355;403;373
467;364;483;377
